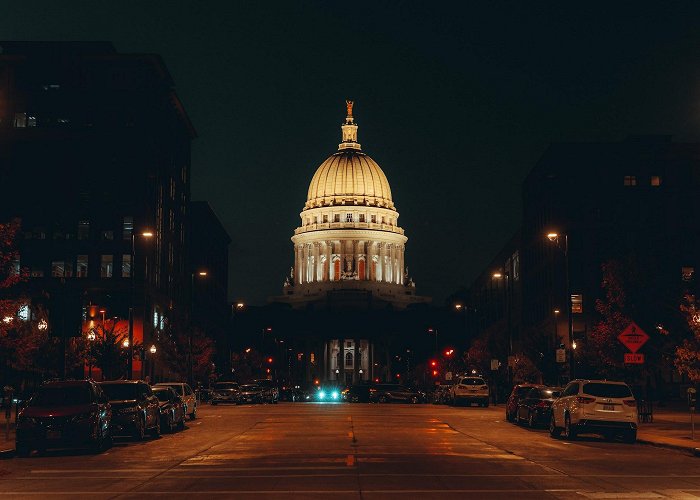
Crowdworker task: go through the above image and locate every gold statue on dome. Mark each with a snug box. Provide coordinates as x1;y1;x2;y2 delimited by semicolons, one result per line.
346;99;354;118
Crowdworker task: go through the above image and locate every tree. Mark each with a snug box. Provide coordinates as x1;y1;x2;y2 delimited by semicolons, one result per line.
78;321;132;380
158;326;216;385
0;219;24;337
676;294;700;383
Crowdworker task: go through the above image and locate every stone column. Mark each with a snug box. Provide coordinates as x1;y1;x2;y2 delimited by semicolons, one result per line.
352;240;358;276
325;241;331;282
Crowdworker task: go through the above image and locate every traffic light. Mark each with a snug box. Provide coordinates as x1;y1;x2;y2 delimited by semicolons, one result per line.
432;370;439;377
267;357;273;364
430;360;437;367
444;349;454;357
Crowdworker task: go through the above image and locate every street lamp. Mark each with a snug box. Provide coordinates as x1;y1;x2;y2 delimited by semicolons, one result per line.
128;229;153;379
492;270;512;385
427;327;438;357
189;269;208;386
546;231;574;379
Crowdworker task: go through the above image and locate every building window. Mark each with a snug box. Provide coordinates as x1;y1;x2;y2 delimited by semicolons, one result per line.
571;294;583;314
381;216;386;224
18;304;29;321
651;175;662;186
10;257;20;276
51;260;73;277
371;214;377;223
27;115;37;127
345;352;353;367
33;227;46;239
334;214;340;223
78;220;90;240
346;213;353;222
13;112;27;128
313;216;317;224
123;216;133;240
682;267;695;282
323;215;328;223
77;255;88;277
101;230;114;241
100;255;113;278
359;214;365;222
30;266;44;277
623;175;637;186
122;254;132;277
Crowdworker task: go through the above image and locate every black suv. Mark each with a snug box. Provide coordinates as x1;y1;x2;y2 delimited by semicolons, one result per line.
99;381;160;439
15;379;112;456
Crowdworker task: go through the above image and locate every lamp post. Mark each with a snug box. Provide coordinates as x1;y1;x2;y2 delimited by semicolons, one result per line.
128;230;153;380
492;270;512;387
189;270;208;386
547;232;574;380
427;327;438;358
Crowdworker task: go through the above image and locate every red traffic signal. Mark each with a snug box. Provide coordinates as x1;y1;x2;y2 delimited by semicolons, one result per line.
432;370;439;377
444;349;454;357
267;357;273;364
430;360;437;367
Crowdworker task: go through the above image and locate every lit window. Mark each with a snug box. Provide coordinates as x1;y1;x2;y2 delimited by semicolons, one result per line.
571;294;583;314
682;267;695;281
345;352;353;367
51;261;65;277
651;176;662;187
346;213;353;222
78;221;90;240
623;176;637;186
18;304;29;321
122;254;132;277
27;115;37;127
100;255;113;278
153;311;159;328
10;257;20;276
123;216;133;240
101;230;114;241
77;255;88;278
13;112;27;128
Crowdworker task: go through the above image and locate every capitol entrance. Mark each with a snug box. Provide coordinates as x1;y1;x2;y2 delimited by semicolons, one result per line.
325;339;371;384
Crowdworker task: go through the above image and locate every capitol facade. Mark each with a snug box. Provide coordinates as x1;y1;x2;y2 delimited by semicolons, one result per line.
272;102;429;385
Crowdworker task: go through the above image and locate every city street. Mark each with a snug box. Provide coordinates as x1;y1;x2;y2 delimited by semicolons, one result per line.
1;403;699;499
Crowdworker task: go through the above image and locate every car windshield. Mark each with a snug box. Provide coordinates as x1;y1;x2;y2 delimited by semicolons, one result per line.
215;383;239;390
153;389;173;402
583;383;632;398
240;385;260;391
460;378;485;385
100;383;139;400
32;385;91;406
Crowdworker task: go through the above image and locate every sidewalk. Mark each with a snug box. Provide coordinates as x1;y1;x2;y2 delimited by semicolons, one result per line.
635;402;700;454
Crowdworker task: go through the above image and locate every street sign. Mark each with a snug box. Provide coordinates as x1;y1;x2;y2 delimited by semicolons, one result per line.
618;322;649;353
624;353;645;364
490;359;499;371
445;371;453;381
556;348;566;363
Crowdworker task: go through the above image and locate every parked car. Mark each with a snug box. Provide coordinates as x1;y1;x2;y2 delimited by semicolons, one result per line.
343;385;371;403
506;383;539;422
370;384;425;403
15;380;112;456
450;377;489;407
432;384;453;405
211;382;240;405
253;379;279;403
516;386;562;427
155;382;197;419
99;380;160;440
280;386;306;402
152;386;186;432
550;379;638;443
237;384;265;404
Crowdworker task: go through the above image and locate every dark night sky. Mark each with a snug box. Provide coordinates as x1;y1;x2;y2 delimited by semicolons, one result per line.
5;2;700;305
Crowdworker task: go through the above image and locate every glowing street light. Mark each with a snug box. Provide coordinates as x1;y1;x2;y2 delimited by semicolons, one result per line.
149;344;157;354
492;272;503;279
122;338;130;348
547;232;559;241
37;319;48;331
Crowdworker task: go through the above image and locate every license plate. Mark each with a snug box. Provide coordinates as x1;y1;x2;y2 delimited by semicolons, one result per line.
46;430;61;440
603;404;615;411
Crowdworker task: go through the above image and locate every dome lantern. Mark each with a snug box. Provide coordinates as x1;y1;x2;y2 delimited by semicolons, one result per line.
339;99;361;151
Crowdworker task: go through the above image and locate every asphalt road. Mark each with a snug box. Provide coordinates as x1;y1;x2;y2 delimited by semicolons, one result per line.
1;402;699;499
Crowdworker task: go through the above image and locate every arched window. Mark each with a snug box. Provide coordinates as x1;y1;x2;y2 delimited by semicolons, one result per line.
345;352;353;368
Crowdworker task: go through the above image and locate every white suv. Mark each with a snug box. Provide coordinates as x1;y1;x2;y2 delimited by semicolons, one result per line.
450;377;489;407
550;379;637;443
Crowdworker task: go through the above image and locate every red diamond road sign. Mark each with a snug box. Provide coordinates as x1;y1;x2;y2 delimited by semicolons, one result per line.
618;322;649;353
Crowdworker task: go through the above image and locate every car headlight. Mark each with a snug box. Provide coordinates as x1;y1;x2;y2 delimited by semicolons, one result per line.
318;390;326;400
331;391;339;400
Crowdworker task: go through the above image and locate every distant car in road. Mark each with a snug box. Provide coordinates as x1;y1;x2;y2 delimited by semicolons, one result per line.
450;377;489;407
238;384;265;404
15;380;112;456
370;384;425;404
432;384;452;405
280;386;306;402
253;379;279;403
550;379;638;443
506;383;539;422
99;380;160;440
343;385;371;403
515;386;562;427
155;382;197;419
152;386;186;432
211;382;240;405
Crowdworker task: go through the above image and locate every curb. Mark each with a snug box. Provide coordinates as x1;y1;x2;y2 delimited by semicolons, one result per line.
637;437;699;455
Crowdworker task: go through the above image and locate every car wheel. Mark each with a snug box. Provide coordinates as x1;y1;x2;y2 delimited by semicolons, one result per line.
190;405;197;420
168;414;176;433
528;411;536;428
151;415;161;438
378;395;387;403
135;417;146;441
623;430;637;444
178;412;186;430
15;443;31;457
549;414;561;438
563;413;576;440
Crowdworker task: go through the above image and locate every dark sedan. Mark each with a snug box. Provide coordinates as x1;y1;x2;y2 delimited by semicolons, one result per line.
152;386;186;432
211;382;240;405
505;383;539;422
15;380;112;456
99;381;160;439
516;386;562;427
370;384;426;403
237;384;264;404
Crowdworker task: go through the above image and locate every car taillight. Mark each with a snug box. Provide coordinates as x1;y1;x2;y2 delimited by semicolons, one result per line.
576;396;595;404
622;399;636;407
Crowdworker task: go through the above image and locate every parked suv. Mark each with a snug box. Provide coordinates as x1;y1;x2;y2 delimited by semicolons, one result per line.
550;379;637;443
15;380;112;456
155;382;197;419
450;377;489;407
99;381;160;440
